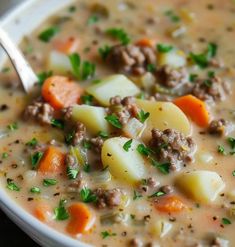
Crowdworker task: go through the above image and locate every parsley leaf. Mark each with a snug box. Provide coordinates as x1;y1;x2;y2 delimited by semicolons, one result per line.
51;119;64;129
136;144;154;156
157;44;173;53
146;63;156;73
189;74;198;82
152;159;170;174
80;187;97;203
7;122;18;131
232;170;235;177
106;28;130;45
68;53;81;78
101;231;117;239
6;179;20;191
148;190;165;198
31;151;44;168
217;145;226;155
222;217;231;225
81;61;96;80
43;178;57;187
208;70;215;78
83;140;92;150
98;45;111;60
228;137;235;150
1;67;10;73
207;43;217;58
87;15;99;25
30;187;41;194
37;71;53;86
164;10;181;23
38;26;59;42
133;190;143;200
81;95;93;105
26;138;38;148
65;131;75;145
137;109;150;123
2;152;8;159
123;139;133;152
54;199;69;221
98;131;109;139
105;114;122;129
83;163;91;173
66;166;79;180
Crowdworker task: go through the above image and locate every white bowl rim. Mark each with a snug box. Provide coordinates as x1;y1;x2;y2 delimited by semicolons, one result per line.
0;1;91;246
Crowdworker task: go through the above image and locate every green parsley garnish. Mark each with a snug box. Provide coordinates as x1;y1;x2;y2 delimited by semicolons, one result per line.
98;45;111;60
137;109;150;123
7;122;18;131
217;145;226;155
133;190;143;200
81;61;96;80
54;199;69;221
2;152;8;159
30;187;41;194
6;179;20;191
31;151;44;168
208;70;215;78
1;67;10;73
189;74;198;82
148;191;165;198
65;131;75;145
83;163;91;173
232;170;235;177
203;79;212;87
106;28;130;45
68;53;81;78
37;71;53;86
38;26;59;42
123;139;133;152
157;44;173;53
222;217;231;225
146;63;156;72
26;138;38;148
136;144;153;156
66;166;79;180
43;178;57;187
228;137;235;149
152;159;170;174
80;187;97;203
51;119;64;129
83;140;92;150
81;95;93;105
101;231;117;239
98;131;109;139
105;114;122;129
164;10;181;23
68;5;76;13
87;15;99;25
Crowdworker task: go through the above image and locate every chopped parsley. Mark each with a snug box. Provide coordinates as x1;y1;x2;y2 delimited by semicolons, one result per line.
26;138;38;148
105;114;122;129
232;170;235;177
2;152;8;159
66;166;79;180
136;144;154;156
148;190;165;198
37;71;53;86
146;63;156;72
30;187;41;194
101;231;117;239
137;109;150;123
6;179;20;191
65;131;75;145
106;28;130;45
51;119;64;129
208;70;215;78
203;79;212;87
54;199;69;221
87;15;99;25
80;187;97;203
68;53;81;78
98;131;109;139
228;137;235;150
123;139;133;152
81;61;96;80
38;26;59;42
133;190;143;200
217;145;226;155
1;67;10;73
98;45;111;60
7;122;18;131
164;10;181;23
81;95;93;105
83;140;92;150
157;43;173;53
68;5;76;12
222;217;231;225
31;151;44;168
83;163;91;173
189;74;198;82
43;178;57;187
152;160;170;174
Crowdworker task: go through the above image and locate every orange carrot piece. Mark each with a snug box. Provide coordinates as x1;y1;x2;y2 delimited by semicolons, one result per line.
38;146;65;174
34;203;51;222
154;195;187;213
54;37;79;54
66;203;95;235
173;94;210;127
42;76;84;110
135;38;156;47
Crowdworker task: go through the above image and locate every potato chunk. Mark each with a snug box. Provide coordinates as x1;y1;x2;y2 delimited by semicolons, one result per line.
86;74;140;106
158;49;186;68
71;105;109;135
101;137;147;184
176;170;225;203
136;99;191;138
48;51;71;74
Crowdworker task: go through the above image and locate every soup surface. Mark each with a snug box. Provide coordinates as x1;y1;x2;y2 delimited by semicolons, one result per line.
1;0;235;246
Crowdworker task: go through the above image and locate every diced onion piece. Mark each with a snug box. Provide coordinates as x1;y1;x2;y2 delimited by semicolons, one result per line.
123;118;146;139
23;170;38;183
152;220;172;238
92;170;112;184
70;146;87;166
198;152;214;164
158;49;186;68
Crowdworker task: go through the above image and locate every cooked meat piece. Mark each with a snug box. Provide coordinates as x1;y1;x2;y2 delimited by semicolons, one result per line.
65;154;78;169
149;93;172;102
208;119;227;136
63;106;73;121
94;188;122;209
71;122;86;146
155;65;188;88
67;179;83;193
139;177;158;192
192;76;229;102
159;185;174;194
211;237;229;247
90;136;104;153
150;128;196;171
129;238;143;247
116;108;131;125
109;95;122;106
24;101;54;124
107;44;156;75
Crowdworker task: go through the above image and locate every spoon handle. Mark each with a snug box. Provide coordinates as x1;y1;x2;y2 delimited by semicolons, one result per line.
0;26;38;93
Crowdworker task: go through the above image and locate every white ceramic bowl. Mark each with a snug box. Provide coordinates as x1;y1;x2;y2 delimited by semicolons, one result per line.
0;1;91;246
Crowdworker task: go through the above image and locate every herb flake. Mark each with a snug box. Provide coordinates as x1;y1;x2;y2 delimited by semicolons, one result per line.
123;139;133;152
105;114;122;129
38;26;59;42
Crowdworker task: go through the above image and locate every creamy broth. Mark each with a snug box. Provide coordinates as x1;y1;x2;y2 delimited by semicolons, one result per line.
1;1;235;246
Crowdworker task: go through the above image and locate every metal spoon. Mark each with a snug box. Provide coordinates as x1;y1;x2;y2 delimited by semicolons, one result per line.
0;26;38;93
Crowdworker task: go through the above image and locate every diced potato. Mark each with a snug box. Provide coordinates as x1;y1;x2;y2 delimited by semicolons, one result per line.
136;99;191;138
72;104;109;135
152;220;172;238
101;137;147;184
86;74;140;106
158;49;186;68
176;170;225;203
123;118;146;139
47;50;71;74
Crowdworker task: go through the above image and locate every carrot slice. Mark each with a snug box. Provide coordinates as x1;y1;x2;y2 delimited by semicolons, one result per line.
66;203;95;235
34;203;51;222
135;38;156;47
54;37;79;54
38;146;65;174
42;76;84;110
174;94;210;127
154;195;187;213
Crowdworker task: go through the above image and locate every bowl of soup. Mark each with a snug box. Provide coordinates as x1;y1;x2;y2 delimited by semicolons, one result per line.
0;0;235;246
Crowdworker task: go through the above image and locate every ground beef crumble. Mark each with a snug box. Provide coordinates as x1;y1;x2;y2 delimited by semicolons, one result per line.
208;119;227;136
71;122;86;146
150;128;196;171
